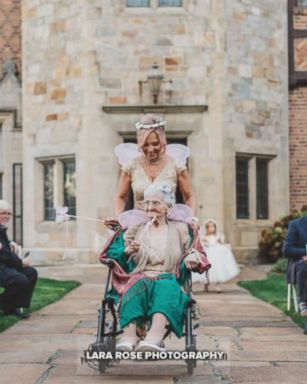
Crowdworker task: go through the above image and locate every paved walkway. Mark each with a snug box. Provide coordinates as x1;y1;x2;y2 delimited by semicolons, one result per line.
0;264;306;384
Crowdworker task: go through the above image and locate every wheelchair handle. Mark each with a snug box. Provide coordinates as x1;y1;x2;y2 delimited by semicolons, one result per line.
101;259;115;268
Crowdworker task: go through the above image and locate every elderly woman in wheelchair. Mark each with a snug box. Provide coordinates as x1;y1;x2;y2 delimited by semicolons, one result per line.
100;182;210;354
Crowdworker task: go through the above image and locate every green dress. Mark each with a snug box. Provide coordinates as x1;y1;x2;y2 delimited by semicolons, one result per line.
105;223;194;338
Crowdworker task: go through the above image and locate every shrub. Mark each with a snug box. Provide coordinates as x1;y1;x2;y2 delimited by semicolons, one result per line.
271;257;288;273
258;209;305;263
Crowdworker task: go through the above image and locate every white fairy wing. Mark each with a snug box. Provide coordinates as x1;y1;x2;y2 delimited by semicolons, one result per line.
118;209;148;229
166;144;190;167
167;204;193;223
114;143;139;166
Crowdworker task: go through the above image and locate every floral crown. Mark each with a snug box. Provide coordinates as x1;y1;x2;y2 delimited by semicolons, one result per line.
135;119;167;131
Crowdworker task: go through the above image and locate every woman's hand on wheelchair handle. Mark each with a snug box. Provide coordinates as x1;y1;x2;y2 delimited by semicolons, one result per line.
185;259;200;270
184;250;201;271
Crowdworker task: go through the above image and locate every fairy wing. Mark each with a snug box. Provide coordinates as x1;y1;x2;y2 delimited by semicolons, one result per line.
115;143;189;167
166;144;190;167
167;204;193;224
114;143;139;166
118;209;148;229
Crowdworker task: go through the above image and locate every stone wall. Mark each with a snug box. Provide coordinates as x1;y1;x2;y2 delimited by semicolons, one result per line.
22;0;93;262
22;0;226;263
223;0;289;262
22;0;289;264
0;0;22;241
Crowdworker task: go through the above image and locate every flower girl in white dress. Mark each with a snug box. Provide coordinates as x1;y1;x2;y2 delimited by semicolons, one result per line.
192;219;240;292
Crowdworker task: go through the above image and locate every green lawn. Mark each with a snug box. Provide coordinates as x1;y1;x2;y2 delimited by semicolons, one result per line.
238;273;306;329
0;278;80;333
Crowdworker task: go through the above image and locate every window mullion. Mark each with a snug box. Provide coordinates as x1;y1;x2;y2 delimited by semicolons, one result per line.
56;159;64;207
249;157;256;220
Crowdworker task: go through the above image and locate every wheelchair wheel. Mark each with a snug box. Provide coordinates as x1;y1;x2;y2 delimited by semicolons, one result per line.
83;301;119;373
192;334;197;368
84;337;115;373
184;293;197;375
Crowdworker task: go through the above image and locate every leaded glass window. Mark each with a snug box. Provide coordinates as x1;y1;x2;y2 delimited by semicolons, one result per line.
127;0;150;6
43;161;55;221
236;157;249;219
159;0;182;6
62;158;76;217
256;158;269;219
41;157;76;221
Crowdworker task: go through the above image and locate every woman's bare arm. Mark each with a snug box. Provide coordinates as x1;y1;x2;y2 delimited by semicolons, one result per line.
114;171;131;216
177;170;196;214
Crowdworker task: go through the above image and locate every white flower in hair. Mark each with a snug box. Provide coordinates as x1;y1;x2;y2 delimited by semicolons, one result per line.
135;114;167;131
135;120;167;131
155;183;175;205
160;184;172;194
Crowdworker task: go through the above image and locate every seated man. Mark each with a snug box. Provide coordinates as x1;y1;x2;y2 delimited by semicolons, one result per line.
0;200;37;318
101;182;210;352
283;208;307;316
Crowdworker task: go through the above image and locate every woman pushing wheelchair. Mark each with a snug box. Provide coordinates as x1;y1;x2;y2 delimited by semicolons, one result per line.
100;182;210;353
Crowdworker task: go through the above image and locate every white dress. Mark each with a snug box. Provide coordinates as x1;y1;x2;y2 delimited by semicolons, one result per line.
192;234;240;284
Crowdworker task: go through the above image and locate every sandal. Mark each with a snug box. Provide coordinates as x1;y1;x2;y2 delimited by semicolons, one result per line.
116;338;137;352
137;339;166;352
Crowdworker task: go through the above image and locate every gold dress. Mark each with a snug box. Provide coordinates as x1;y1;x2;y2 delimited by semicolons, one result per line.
121;155;186;210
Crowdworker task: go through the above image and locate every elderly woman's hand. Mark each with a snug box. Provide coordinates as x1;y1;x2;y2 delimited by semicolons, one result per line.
184;249;201;270
124;241;140;256
104;217;120;231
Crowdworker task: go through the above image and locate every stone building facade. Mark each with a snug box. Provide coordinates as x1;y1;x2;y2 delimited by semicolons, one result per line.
1;1;292;264
0;0;22;242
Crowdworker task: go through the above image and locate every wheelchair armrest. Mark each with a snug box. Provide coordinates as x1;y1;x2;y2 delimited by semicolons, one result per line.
100;259;115;268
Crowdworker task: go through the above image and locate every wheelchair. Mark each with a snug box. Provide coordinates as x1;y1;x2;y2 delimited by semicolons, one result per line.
82;258;199;375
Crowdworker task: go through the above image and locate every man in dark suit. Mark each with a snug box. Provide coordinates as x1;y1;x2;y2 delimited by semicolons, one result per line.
0;200;37;318
283;211;307;316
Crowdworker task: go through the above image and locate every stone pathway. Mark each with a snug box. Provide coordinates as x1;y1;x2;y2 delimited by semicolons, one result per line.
0;264;306;384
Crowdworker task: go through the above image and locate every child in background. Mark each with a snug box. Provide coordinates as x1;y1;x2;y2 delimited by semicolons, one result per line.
192;219;240;293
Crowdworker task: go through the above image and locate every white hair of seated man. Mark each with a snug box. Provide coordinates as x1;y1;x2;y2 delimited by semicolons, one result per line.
0;200;12;212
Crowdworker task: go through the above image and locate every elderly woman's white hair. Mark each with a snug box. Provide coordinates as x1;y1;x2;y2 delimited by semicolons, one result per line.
0;200;12;211
143;182;175;207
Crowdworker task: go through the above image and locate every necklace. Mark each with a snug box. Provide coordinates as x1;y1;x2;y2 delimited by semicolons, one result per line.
144;155;164;165
142;155;167;181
